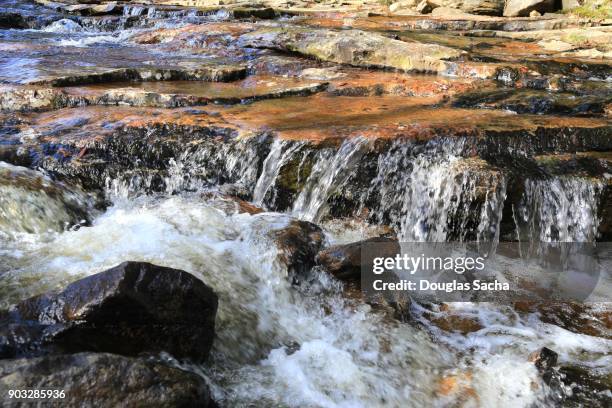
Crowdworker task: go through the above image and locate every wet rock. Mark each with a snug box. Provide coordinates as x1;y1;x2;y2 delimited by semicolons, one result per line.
0;262;218;361
451;88;610;117
428;0;505;15
0;12;28;29
37;65;249;87
0;85;66;112
416;0;435;14
239;27;465;74
0;353;216;407
131;22;253;45
271;220;325;277
558;365;612;407
529;347;559;386
504;0;558;17
215;94;612;148
514;301;611;339
529;347;558;372
62;76;328;108
201;190;264;215
6;105;268;192
429;313;483;334
0;162;94;234
233;7;277;19
316;236;399;281
63;2;122;17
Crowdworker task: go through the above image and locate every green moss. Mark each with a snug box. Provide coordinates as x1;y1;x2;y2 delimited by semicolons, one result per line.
566;0;612;19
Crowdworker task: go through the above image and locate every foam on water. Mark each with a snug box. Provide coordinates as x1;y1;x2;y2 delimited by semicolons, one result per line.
42;19;83;33
0;193;559;407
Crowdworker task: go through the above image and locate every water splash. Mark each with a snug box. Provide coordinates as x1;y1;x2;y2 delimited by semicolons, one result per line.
0;162;93;236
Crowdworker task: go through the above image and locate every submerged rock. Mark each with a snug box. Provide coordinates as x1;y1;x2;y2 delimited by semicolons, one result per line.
0;352;216;407
0;262;218;361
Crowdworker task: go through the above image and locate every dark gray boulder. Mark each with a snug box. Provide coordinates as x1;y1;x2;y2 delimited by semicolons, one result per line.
0;352;215;408
0;262;218;361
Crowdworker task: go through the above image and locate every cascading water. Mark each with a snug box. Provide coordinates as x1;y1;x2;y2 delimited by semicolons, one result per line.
253;139;306;206
292;137;370;222
363;139;507;242
516;177;603;242
104;136;266;200
1;4;610;406
252;137;507;242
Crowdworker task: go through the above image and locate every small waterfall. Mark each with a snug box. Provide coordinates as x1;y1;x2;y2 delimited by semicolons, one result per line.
123;5;146;17
104;138;266;200
253;139;305;206
516;177;603;242
292;137;370;222
367;139;506;242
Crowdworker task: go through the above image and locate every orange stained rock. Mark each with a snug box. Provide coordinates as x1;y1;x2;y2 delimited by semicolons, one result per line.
327;70;486;97
17;95;612;146
132;22;254;44
212;94;611;142
27;106;239;146
436;371;478;404
430;314;483;334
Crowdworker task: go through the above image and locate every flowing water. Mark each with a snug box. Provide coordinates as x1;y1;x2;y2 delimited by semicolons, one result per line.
2;155;610;406
515;177;604;243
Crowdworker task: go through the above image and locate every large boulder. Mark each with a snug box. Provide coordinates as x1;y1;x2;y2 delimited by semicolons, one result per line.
504;0;558;17
239;27;464;74
0;262;218;361
0;352;216;407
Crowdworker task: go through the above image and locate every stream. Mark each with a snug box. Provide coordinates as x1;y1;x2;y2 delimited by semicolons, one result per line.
1;0;611;406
